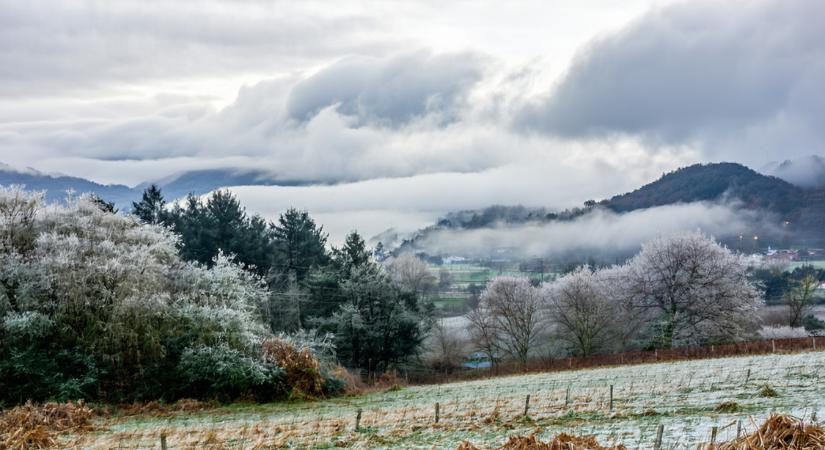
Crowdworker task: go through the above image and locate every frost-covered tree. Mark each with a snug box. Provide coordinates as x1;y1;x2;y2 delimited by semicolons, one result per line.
472;276;544;366
622;232;762;348
544;266;618;357
0;190;281;404
385;252;436;296
784;274;818;328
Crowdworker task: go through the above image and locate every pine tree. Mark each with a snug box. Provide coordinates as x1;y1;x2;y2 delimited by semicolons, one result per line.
131;184;166;224
270;208;328;284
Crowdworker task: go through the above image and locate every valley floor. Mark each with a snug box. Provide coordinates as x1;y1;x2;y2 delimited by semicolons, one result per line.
67;350;825;449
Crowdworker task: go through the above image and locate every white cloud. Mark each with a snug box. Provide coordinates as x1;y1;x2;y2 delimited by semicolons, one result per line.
518;0;825;164
413;202;777;259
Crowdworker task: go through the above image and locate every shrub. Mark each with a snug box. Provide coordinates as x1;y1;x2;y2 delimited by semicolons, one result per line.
757;325;808;339
177;345;285;402
803;314;825;331
262;338;325;399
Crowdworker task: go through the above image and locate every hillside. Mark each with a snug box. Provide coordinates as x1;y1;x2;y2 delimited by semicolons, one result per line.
603;162;802;215
0;163;309;210
65;351;825;449
392;162;825;255
0;164;135;208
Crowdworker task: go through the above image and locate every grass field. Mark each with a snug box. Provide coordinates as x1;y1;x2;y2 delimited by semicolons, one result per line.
786;260;825;272
67;350;825;449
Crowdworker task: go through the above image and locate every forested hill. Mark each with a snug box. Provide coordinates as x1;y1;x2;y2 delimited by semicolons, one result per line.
603;163;803;215
0;163;307;210
0;164;135;207
391;162;825;253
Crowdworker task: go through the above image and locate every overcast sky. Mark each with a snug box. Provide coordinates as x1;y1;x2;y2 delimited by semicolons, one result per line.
1;0;823;241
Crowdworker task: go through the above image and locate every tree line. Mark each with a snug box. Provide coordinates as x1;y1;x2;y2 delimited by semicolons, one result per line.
0;185;432;406
464;233;767;368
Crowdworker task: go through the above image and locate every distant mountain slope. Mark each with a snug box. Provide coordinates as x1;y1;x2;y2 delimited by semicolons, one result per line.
143;168;312;202
391;162;825;255
0;163;312;210
0;163;135;208
603;162;801;216
761;155;825;189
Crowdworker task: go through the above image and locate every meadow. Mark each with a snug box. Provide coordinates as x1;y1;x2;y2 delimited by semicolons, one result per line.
66;350;825;449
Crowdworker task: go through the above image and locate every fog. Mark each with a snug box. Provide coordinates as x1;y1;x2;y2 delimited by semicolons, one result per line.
412;202;778;261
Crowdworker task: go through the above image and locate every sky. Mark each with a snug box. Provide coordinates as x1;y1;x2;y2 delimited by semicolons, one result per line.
1;0;824;241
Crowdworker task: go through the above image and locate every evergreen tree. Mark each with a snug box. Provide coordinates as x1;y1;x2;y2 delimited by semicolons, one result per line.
319;266;428;375
333;231;372;276
270;208;328;284
131;184;167;224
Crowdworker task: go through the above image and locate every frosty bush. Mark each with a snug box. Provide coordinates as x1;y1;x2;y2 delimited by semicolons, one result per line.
0;190;293;405
757;326;809;339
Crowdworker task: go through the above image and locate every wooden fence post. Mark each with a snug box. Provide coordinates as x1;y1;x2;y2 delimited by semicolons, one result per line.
565;386;570;407
772;340;776;353
609;385;614;411
435;402;440;423
736;419;742;438
813;337;817;350
355;408;362;431
710;426;718;445
653;424;664;450
745;368;751;383
160;432;168;450
524;394;530;416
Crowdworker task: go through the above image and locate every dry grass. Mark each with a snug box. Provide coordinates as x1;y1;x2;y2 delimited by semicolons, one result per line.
715;401;740;413
262;338;325;399
715;414;824;450
457;433;627;450
458;415;824;450
113;398;216;417
0;401;94;450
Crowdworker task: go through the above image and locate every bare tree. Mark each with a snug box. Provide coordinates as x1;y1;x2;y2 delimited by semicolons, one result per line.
384;252;436;296
785;274;818;328
0;185;43;254
544;266;617;357
429;319;466;373
622;232;762;348
465;304;501;370
473;276;544;366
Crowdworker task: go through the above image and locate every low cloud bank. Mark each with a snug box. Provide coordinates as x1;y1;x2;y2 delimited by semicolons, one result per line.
413;202;778;260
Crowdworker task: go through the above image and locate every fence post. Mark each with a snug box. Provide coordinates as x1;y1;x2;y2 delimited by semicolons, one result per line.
435;402;440;423
772;340;776;353
653;424;664;450
710;426;718;445
524;394;530;416
609;385;614;411
736;419;742;438
565;386;570;407
745;368;750;384
355;408;362;431
813;337;817;350
160;432;168;450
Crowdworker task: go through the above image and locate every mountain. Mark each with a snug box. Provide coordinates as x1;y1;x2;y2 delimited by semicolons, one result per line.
602;162;801;216
390;162;825;255
0;163;135;208
0;163;312;211
141;168;312;202
761;155;825;189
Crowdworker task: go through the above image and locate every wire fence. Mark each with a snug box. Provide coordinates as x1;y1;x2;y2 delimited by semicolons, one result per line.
408;336;824;385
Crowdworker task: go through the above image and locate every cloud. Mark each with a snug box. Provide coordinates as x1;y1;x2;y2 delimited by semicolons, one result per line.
413;202;778;260
518;0;825;163
0;0;393;96
286;51;487;127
